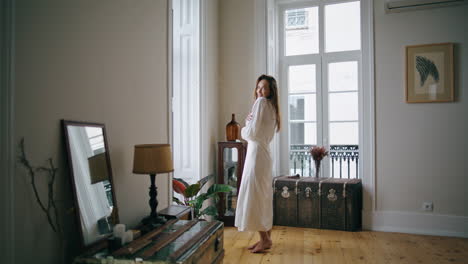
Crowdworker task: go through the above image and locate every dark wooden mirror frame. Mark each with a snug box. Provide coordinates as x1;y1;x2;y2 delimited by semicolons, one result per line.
62;120;119;251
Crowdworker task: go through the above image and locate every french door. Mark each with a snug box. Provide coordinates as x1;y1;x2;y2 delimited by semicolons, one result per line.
278;0;361;178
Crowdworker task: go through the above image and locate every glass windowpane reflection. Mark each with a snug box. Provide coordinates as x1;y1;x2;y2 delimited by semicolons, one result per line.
223;148;238;216
329;92;358;121
325;1;361;52
289;94;316;121
289;64;316;93
285;7;319;56
290;122;317;145
328;61;358;92
329;122;358;145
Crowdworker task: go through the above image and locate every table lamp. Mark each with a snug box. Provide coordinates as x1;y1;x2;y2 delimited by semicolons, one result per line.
133;144;174;226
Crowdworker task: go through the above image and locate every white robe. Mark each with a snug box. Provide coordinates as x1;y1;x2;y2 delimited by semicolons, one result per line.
235;97;277;232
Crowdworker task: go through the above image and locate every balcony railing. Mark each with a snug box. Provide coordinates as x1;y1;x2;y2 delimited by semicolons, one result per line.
290;144;359;178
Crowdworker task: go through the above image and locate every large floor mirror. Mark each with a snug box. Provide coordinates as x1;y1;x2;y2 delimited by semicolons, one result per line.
62;120;119;248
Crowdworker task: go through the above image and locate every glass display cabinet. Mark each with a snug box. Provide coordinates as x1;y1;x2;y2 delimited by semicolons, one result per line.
217;141;246;226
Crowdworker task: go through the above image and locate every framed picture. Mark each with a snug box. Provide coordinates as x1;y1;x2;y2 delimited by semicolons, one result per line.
406;43;454;103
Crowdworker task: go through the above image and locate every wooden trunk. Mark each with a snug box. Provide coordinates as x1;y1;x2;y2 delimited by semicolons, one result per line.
273;176;299;227
273;176;362;231
297;177;322;228
320;178;362;231
73;220;224;264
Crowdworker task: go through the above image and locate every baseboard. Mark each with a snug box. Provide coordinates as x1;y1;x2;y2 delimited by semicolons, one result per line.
363;210;468;238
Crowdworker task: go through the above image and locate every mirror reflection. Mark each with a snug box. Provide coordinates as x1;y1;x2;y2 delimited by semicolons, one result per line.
65;123;117;246
223;148;238;216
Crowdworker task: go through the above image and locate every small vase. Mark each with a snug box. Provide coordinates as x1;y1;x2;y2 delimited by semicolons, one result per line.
226;113;240;141
314;160;321;178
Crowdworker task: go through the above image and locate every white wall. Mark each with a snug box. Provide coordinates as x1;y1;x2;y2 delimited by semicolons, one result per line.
14;1;170;263
202;0;220;179
218;0;256;140
372;0;468;235
218;0;468;236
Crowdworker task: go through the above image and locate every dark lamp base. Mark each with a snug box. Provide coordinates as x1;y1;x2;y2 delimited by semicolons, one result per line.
142;214;167;226
140;215;168;234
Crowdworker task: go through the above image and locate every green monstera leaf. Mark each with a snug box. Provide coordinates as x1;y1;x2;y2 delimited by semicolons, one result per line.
206;184;233;196
173;179;234;219
200;205;219;217
173;196;184;205
184;183;201;198
188;193;208;212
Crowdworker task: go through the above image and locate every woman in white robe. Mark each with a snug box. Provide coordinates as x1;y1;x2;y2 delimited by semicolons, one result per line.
235;75;281;253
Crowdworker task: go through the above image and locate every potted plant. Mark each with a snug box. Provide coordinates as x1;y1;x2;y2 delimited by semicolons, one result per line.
172;178;233;220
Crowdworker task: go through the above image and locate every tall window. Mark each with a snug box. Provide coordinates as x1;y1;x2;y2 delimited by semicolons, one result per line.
279;0;361;178
172;0;201;183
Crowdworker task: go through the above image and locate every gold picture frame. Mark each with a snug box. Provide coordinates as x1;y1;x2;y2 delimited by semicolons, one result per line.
405;43;454;103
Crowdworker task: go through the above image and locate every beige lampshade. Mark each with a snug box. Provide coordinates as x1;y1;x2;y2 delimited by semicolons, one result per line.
88;152;109;184
133;144;174;174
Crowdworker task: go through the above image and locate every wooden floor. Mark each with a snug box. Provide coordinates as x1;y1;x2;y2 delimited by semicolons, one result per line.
223;226;468;264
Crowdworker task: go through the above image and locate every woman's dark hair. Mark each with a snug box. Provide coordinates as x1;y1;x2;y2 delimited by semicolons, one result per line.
254;74;281;132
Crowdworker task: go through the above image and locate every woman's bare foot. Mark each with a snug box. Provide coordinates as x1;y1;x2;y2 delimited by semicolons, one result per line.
248;241;272;250
250;239;272;253
247;241;259;250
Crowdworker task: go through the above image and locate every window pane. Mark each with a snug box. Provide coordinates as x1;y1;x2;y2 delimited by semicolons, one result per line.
289;64;316;93
329;122;358;145
325;1;361;52
329;92;358;121
289;94;316;121
328;61;358;92
285;7;319;56
290;122;316;145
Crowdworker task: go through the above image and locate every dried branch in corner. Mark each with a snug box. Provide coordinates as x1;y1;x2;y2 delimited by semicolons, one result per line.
17;138;62;236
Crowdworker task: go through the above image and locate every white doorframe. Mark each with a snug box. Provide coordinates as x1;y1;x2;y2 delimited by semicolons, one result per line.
254;0;268;77
255;0;285;177
199;0;207;181
167;0;174;206
359;0;376;214
1;0;15;263
168;0;202;186
262;0;375;215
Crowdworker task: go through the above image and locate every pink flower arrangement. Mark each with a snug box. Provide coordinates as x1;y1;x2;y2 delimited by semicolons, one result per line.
309;146;329;161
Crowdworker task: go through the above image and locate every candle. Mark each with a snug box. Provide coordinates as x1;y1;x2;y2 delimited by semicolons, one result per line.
113;224;125;238
121;230;134;245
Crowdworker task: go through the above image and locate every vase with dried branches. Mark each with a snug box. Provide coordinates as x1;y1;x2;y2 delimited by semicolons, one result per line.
309;146;329;178
17;138;66;263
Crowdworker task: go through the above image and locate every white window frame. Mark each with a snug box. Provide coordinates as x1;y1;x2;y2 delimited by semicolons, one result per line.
170;0;202;185
258;0;375;212
278;0;363;178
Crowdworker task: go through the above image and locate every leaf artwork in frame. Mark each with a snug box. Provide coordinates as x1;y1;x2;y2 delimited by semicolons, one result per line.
405;43;454;103
415;55;439;86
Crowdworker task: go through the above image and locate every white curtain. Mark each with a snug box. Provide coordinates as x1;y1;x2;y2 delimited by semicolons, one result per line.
68;126;112;245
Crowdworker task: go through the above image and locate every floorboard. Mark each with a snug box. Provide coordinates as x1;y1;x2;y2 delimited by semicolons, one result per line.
223;226;468;264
